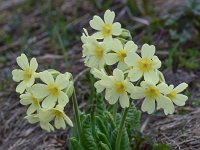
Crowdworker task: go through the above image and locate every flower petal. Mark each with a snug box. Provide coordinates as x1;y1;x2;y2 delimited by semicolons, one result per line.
113;68;124;80
20;96;32;105
128;68;143;82
156;95;174;115
91;68;105;79
140;81;154;88
144;70;159;84
27;104;37;115
16;81;26;94
124;52;140;66
92;32;103;39
131;86;145;99
89;16;104;30
40;122;54;132
12;69;24;82
92;32;104;39
141;98;155;114
112;22;122;36
174;83;188;93
152;56;161;69
42;95;57;108
117;62;128;71
125;81;135;94
58;91;69;106
55;117;66;129
39;71;54;84
141;44;155;58
119;93;129;108
173;94;188;106
94;81;105;93
25;115;39;124
157;82;170;94
39;109;54;123
26;77;35;87
32;84;49;98
64;115;73;127
30;58;38;72
113;39;123;51
86;56;99;68
105;53;118;65
105;89;119;104
104;9;115;24
16;53;29;70
124;41;138;52
55;74;69;90
100;77;113;88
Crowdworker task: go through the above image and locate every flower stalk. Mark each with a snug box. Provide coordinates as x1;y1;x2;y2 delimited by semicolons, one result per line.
115;107;129;150
72;89;82;142
113;102;118;122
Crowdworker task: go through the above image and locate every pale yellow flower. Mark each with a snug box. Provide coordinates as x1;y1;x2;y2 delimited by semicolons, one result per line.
81;28;97;45
125;44;161;83
92;68;134;108
25;114;55;132
163;83;188;106
32;71;70;108
12;53;38;93
82;38;109;69
105;39;138;70
89;10;122;41
39;105;73;130
20;88;42;115
64;73;74;98
25;105;73;132
91;68;110;93
132;81;174;115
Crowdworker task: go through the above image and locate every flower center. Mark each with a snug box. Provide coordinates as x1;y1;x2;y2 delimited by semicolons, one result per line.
138;58;152;72
94;46;104;59
53;110;63;117
24;68;33;81
114;81;126;94
166;90;177;100
145;86;160;99
117;50;127;62
48;83;60;97
31;96;39;106
102;24;112;38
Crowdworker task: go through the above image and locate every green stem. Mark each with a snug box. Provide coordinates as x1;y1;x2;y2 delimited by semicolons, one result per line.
113;102;118;122
72;90;82;142
115;108;129;150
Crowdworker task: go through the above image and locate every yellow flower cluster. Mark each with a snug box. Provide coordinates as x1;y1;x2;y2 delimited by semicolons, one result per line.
12;54;73;132
82;10;188;115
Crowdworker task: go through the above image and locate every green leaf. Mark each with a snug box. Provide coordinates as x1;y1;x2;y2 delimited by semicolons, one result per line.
97;131;112;149
121;127;131;150
110;124;117;149
111;127;131;150
125;105;141;138
81;115;99;150
98;141;111;150
70;137;84;150
96;116;109;138
153;143;171;150
103;111;115;129
96;93;106;117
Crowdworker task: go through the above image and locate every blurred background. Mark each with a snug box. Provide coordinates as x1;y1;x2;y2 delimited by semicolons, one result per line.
0;0;200;149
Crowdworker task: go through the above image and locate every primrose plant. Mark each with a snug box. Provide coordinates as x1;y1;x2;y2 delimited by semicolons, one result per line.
12;10;188;149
